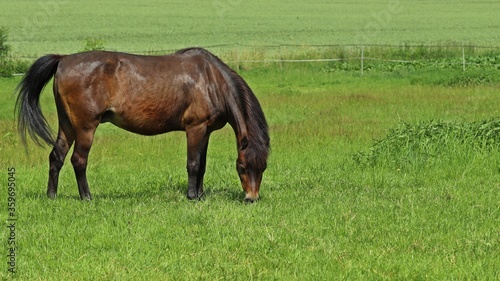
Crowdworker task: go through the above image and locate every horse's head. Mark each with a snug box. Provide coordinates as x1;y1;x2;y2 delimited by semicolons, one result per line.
236;137;268;202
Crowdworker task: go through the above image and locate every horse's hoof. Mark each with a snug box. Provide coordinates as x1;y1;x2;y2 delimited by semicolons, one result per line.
80;194;92;201
187;191;204;200
47;192;57;199
187;193;197;200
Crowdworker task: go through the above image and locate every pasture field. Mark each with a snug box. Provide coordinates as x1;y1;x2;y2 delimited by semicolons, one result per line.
1;64;499;280
0;0;499;57
1;0;500;279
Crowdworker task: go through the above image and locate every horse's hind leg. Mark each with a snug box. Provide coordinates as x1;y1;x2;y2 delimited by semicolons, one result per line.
71;126;98;200
47;115;75;198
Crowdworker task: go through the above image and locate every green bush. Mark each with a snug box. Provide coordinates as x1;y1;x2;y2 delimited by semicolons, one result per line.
0;27;10;57
81;37;106;51
0;26;12;77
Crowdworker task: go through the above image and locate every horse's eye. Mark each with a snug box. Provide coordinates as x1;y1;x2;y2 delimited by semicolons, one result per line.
237;163;246;174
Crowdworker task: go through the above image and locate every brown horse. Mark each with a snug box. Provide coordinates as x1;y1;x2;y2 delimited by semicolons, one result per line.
16;48;269;202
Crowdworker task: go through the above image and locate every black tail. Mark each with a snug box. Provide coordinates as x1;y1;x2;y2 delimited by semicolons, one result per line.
15;54;63;147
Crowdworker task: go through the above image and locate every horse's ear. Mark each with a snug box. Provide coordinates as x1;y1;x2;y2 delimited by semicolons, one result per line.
239;136;248;151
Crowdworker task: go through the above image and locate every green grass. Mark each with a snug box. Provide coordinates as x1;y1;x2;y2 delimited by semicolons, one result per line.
0;0;499;279
1;64;499;279
0;0;499;57
354;118;500;169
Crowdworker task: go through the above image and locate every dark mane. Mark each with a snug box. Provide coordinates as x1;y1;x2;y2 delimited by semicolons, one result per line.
177;48;270;169
233;71;270;170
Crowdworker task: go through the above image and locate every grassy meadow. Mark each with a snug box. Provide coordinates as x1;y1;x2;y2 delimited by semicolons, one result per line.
1;0;500;280
1;65;499;280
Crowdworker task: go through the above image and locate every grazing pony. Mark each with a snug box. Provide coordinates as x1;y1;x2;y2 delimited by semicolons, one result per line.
16;48;270;202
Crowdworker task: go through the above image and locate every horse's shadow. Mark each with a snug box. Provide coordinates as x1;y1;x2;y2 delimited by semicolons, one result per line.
24;183;247;202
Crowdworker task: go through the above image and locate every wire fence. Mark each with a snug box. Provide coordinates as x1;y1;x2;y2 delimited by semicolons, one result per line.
230;44;500;71
134;43;500;74
8;43;500;76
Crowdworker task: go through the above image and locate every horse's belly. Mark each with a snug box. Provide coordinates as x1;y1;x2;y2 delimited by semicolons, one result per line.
100;108;183;135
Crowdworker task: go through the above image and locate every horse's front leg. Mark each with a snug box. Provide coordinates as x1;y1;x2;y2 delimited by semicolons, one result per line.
185;125;210;200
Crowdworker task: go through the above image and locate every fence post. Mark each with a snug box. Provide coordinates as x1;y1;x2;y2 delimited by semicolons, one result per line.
279;45;283;71
462;44;466;72
236;48;240;72
360;45;364;76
